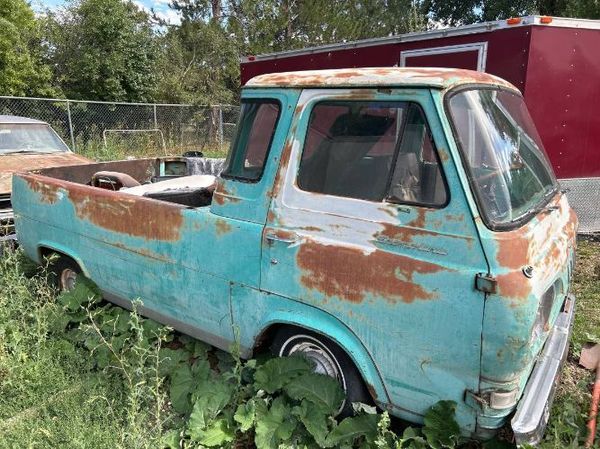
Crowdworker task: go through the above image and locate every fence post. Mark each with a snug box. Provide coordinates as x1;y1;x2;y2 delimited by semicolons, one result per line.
153;104;158;129
218;106;224;147
66;100;76;151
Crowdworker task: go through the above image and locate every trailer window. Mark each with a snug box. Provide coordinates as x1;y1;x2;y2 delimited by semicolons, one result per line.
448;88;557;229
297;101;447;206
222;100;280;182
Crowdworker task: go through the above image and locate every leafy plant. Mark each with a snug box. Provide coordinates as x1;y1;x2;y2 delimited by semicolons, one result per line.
0;250;540;449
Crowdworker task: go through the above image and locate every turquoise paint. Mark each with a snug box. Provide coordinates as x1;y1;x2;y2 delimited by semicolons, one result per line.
11;81;576;439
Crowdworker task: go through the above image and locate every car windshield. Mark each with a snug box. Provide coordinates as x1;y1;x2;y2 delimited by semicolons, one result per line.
0;123;70;155
448;88;557;228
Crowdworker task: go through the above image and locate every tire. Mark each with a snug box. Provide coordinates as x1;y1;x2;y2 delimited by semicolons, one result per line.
49;254;81;292
271;326;370;417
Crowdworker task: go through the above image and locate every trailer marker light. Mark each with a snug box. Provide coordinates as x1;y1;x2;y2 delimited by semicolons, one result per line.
507;17;522;25
248;56;256;61
540;16;553;24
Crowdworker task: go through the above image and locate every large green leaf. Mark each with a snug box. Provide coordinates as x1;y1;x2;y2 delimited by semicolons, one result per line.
254;397;298;449
234;399;256;432
253;356;313;394
400;426;428;449
169;364;195;414
324;413;378;447
158;347;189;377
192;418;236;447
284;372;344;415
159;429;181;449
294;400;330;446
188;378;234;434
422;401;461;449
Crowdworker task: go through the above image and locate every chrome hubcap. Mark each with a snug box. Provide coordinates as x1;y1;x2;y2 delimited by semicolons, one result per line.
280;335;347;412
288;341;341;379
60;268;77;291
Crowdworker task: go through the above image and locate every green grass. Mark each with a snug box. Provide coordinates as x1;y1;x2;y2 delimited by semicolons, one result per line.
0;252;137;448
74;137;230;162
0;239;598;448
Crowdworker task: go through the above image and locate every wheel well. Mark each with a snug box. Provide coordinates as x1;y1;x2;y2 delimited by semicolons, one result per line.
252;323;377;403
252;323;284;354
39;246;79;269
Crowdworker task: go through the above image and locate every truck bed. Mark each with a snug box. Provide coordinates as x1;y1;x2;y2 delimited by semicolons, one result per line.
11;155;249;351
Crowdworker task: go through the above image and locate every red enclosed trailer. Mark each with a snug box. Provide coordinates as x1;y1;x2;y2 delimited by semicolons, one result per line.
241;16;600;231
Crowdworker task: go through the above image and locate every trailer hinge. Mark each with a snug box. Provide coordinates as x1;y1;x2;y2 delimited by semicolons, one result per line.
475;273;497;294
465;390;488;410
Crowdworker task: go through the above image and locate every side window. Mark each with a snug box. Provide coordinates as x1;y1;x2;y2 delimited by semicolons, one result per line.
222;100;280;181
387;104;447;206
297;101;447;206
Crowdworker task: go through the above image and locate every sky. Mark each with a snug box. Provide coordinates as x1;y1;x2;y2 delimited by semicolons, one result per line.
32;0;182;25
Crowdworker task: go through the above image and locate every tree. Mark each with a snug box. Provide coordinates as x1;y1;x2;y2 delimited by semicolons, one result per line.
423;0;537;26
45;0;160;102
423;0;600;26
156;0;428;104
155;0;241;104
0;0;55;96
229;0;426;54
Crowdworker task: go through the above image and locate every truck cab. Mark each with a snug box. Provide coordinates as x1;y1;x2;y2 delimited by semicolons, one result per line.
12;68;577;445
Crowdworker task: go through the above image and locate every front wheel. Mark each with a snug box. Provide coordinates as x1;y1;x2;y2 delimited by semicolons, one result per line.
271;326;370;417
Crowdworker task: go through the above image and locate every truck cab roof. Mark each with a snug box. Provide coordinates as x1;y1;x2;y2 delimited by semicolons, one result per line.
244;67;516;90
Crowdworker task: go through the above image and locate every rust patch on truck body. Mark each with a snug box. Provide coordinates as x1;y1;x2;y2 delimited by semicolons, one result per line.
22;173;184;242
25;176;61;204
296;240;447;304
245;67;517;91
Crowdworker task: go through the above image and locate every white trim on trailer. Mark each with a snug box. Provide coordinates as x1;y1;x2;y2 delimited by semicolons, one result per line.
241;16;600;63
399;42;488;71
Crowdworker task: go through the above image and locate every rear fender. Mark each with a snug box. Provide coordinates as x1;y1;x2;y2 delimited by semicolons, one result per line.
37;241;90;277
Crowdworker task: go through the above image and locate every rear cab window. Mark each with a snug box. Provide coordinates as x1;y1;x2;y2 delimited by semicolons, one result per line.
297;100;448;207
222;100;281;182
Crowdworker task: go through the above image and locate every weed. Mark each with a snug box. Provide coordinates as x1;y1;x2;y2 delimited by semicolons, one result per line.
2;240;600;448
74;137;229;162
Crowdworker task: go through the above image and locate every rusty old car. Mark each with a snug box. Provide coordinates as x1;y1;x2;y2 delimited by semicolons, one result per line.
0;115;90;241
10;68;578;444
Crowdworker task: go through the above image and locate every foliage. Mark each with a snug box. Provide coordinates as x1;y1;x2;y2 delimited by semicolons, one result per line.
43;0;160;102
159;0;427;103
0;247;469;448
0;0;55;96
2;239;600;447
423;0;600;26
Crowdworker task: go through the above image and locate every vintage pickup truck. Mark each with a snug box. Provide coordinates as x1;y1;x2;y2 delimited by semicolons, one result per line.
12;68;577;445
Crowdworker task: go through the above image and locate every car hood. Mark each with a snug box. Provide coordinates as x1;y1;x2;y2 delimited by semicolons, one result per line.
0;152;91;194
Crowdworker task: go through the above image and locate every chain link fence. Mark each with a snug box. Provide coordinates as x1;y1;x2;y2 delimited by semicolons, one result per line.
0;96;239;159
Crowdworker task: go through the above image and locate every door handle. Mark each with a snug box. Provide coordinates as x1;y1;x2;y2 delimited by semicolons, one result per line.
265;232;298;245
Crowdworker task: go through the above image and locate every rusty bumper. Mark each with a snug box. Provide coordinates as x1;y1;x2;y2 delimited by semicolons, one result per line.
511;294;576;445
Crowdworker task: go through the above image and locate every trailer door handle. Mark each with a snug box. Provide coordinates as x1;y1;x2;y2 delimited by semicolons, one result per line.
265;232;298;245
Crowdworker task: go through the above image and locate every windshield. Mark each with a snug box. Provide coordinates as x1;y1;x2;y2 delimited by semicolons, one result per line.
0;124;70;155
448;88;557;229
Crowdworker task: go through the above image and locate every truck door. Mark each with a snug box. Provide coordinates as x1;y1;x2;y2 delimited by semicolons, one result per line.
400;42;488;71
260;88;488;428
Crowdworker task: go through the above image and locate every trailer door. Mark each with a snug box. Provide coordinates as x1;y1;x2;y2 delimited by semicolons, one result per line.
400;42;488;71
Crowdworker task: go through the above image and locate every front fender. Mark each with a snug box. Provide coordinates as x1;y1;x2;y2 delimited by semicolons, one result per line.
231;284;391;407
